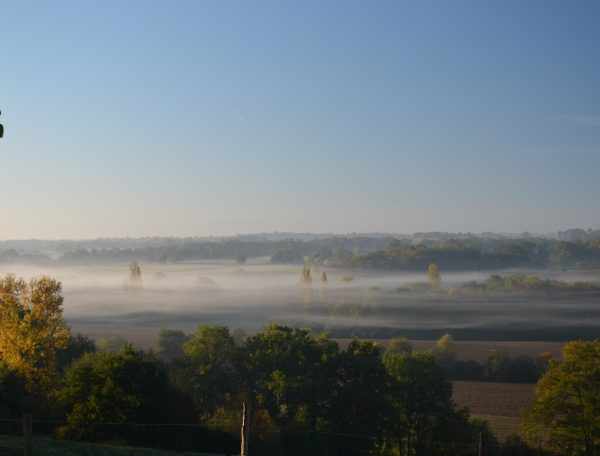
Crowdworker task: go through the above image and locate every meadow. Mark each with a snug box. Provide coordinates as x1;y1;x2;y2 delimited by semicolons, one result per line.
0;261;595;347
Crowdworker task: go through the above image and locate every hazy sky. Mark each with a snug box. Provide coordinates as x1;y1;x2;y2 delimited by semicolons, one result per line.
2;1;600;239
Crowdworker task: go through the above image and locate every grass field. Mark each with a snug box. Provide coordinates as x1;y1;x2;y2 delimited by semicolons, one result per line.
452;381;535;440
0;436;221;456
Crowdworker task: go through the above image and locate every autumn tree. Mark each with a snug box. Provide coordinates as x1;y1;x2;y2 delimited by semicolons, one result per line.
435;334;456;356
0;275;70;393
386;337;413;356
427;263;441;289
523;340;600;456
301;265;312;284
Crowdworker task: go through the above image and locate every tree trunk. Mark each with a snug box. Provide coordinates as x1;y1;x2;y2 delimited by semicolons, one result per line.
240;399;252;456
22;413;32;456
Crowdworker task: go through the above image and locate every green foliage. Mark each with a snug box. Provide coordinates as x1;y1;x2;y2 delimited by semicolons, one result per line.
59;346;180;440
351;238;600;271
460;274;600;294
182;326;237;420
484;351;539;383
383;351;455;454
97;336;130;352
523;340;600;455
331;340;390;439
243;325;331;429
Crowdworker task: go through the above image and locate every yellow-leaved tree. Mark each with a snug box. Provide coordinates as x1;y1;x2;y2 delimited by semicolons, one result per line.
0;275;70;393
427;263;441;289
523;340;600;456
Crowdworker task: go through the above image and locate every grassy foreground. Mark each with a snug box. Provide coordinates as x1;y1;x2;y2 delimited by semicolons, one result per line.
0;435;223;456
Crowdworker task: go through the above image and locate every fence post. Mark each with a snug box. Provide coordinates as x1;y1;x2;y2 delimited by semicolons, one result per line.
478;431;483;456
22;413;32;456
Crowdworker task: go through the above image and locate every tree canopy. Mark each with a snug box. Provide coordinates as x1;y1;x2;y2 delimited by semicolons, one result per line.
524;340;600;456
0;275;70;393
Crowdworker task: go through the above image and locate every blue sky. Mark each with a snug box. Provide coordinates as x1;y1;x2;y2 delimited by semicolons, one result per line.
1;1;599;238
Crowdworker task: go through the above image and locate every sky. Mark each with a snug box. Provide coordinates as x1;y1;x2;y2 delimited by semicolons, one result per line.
1;1;600;239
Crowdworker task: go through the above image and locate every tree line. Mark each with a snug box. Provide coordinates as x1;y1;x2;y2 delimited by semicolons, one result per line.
4;236;600;271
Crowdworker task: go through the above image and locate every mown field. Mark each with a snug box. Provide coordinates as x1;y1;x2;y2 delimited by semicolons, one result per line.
452;381;535;441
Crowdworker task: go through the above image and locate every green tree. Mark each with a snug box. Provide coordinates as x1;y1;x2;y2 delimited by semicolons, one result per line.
383;351;455;456
329;340;390;440
97;336;129;352
523;340;600;456
182;325;237;420
59;345;184;440
0;275;70;394
243;325;323;430
238;325;339;455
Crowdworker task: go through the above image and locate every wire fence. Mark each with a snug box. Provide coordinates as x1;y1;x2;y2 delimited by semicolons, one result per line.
0;417;552;456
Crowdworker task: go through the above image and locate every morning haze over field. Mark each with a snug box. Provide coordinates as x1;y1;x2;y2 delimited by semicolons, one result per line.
2;2;600;456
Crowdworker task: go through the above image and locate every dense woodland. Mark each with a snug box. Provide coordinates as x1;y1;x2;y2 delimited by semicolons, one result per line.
3;234;600;271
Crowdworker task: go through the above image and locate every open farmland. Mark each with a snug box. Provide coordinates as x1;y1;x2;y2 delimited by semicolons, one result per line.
452;381;535;440
1;262;598;348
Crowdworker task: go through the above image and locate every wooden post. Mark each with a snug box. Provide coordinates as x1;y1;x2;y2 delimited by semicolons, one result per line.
240;400;251;456
22;413;32;456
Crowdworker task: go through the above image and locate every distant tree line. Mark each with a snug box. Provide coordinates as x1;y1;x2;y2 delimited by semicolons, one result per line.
408;335;554;384
3;236;600;271
353;239;600;271
457;274;600;294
